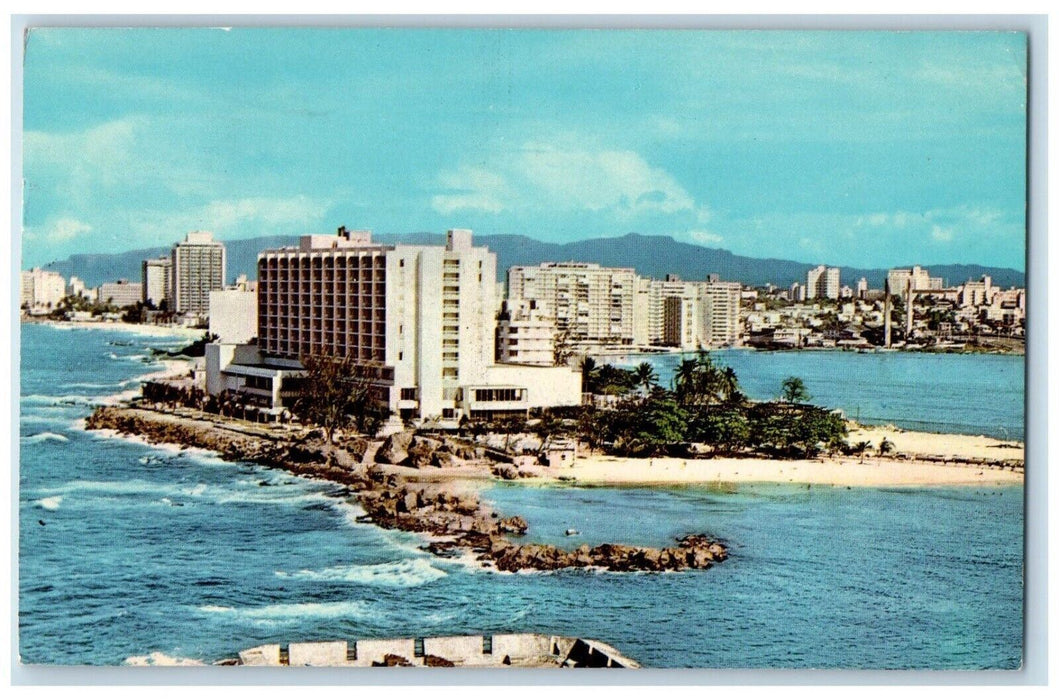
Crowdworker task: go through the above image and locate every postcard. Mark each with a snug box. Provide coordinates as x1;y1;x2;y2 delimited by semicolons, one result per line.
18;26;1027;671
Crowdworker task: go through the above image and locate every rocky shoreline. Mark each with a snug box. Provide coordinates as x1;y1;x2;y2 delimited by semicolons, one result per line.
85;405;729;573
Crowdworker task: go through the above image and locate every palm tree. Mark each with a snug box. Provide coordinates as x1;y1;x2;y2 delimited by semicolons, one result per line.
633;362;658;395
580;356;599;394
718;366;742;405
878;437;895;456
673;358;700;404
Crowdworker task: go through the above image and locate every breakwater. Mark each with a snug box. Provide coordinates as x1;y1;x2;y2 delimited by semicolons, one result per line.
227;633;638;668
85;405;729;573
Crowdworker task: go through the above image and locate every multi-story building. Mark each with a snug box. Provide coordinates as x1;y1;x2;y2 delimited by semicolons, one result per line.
807;265;841;299
142;256;173;308
855;277;869;299
789;281;806;303
208;227;580;423
209;275;258;344
98;280;143;308
887;266;944;298
701;281;742;347
630;275;741;351
959;275;995;308
507;262;637;346
172;231;226;316
20;268;67;310
496;298;557;366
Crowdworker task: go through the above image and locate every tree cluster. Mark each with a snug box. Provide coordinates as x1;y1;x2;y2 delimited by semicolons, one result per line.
575;352;849;459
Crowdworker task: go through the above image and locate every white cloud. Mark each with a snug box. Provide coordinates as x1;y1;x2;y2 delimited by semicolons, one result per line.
688;230;724;245
24;216;93;243
931;225;954;242
431;140;698;221
125;195;330;242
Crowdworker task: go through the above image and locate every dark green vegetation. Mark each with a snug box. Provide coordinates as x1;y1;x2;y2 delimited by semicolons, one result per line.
545;352;848;460
43;232;1026;289
294;354;391;445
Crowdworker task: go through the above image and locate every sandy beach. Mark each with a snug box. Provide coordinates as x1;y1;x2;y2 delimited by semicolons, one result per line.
23;318;208;339
549;454;1022;488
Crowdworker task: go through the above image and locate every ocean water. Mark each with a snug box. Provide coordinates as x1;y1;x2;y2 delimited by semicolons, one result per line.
18;323;1023;668
605;349;1025;440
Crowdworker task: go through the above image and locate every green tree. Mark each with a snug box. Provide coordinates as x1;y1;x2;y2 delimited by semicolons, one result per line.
633;361;659;394
780;376;810;404
580;356;599;393
608;389;688;457
878;437;895;456
293;354;391;448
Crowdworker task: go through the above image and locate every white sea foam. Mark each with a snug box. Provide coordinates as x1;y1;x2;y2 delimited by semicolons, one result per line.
124;652;205;666
22;431;69;444
196;600;373;621
275;558;447;588
35;496;64;511
21;393;96;406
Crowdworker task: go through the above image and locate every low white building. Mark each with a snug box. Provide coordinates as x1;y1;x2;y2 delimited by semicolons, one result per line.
98;279;143;308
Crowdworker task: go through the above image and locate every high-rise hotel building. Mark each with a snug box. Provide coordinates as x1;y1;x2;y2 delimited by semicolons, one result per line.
237;227;579;420
172;231;226;315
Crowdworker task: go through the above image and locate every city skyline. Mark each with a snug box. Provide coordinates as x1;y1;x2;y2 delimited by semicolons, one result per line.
22;29;1027;270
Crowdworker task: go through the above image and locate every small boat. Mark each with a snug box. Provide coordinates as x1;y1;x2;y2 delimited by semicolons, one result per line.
565;529;580;536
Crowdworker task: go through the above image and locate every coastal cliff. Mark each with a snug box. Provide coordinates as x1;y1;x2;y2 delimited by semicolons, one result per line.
85;405;729;573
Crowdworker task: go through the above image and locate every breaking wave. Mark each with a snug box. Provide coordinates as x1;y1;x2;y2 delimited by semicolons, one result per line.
22;432;69;444
35;496;64;511
274;558;447;588
197;600;374;621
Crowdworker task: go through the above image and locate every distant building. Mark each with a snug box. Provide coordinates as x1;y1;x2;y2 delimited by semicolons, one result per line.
628;274;741;350
172;231;226;316
142;256;173;308
789;281;807;303
20;268;66;310
856;277;869;299
98;280;143;308
958;275;994;308
209;275;258;344
508;262;637;346
887;266;943;298
807;265;840;300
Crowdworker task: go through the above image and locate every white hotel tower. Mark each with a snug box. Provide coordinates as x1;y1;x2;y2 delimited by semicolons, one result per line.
207;227;580;422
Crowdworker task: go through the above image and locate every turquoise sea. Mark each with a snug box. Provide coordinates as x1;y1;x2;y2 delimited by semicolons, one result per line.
18;323;1024;667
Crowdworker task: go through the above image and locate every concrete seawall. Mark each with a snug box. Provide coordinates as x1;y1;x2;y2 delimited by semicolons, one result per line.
229;633;639;668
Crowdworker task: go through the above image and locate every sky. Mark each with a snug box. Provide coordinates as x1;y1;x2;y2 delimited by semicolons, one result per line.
21;29;1027;270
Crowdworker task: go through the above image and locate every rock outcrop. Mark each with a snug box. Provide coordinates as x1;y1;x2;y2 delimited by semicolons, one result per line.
87;405;730;574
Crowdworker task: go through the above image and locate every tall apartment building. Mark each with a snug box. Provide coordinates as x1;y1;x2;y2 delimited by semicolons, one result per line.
496;298;557;366
172;231;226;315
887;266;944;298
98;280;143;308
507;263;637;346
142;256;173;307
701;281;742;347
807;265;841;300
228;227;579;421
855;277;869;299
630;275;742;350
20;268;66;309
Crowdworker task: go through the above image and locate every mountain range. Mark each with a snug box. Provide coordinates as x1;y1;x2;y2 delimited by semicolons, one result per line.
40;232;1026;290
